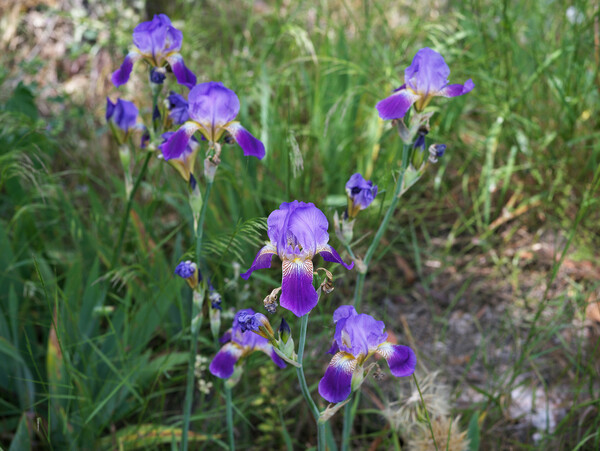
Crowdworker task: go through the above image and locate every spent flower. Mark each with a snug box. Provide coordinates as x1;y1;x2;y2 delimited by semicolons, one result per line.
241;201;353;317
345;173;378;219
376;47;474;120
175;260;199;289
318;305;416;403
112;14;196;89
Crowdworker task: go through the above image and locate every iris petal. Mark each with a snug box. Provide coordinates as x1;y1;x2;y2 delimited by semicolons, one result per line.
162;122;200;160
225;123;266;159
317;244;354;270
240;243;277;280
209;343;243;379
318;352;357;403
280;258;316;317
111;52;142;87
437;79;475;98
376;88;420;120
376;342;417;377
166;54;197;89
187;82;240;137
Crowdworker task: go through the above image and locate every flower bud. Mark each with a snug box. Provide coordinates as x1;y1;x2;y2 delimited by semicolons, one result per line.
278;318;291;344
175;260;200;290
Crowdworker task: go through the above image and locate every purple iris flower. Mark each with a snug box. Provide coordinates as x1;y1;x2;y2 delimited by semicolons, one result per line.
111;14;196;89
162;82;265;162
159;131;200;182
241;201;353;317
345;173;378;218
209;309;286;379
376;47;474;120
318;305;417;403
167;91;190;124
106;97;139;132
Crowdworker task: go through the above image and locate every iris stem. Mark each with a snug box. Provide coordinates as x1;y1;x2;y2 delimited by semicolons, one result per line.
296;312;326;451
352;143;411;308
181;179;214;451
225;384;235;450
341;391;360;451
111;151;152;268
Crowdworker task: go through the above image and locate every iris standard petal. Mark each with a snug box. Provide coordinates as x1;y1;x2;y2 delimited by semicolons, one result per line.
111;52;142;87
132;14;172;55
209;342;243;379
166;54;197;89
437;79;475;98
280;258;316;317
285;202;330;257
376;342;417;377
318;352;357;403
376;88;420;120
317;244;354;270
225;122;266;159
163;122;200;160
342;314;387;356
405;47;450;95
168;91;189;124
240;243;277;280
187;82;240;136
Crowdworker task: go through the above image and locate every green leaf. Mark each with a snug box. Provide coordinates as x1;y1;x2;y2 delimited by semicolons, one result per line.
467;411;480;451
9;413;31;451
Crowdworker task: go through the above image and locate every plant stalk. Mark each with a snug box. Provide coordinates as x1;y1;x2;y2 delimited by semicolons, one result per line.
225;384;235;450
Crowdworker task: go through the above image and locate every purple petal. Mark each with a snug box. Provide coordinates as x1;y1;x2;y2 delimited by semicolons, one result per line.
226;123;266;159
341;314;387;356
317;244;354;270
438;79;475;98
220;329;232;344
269;349;287;368
282;202;330;257
240;243;277;280
280;258;317;317
376;89;420;120
209;343;243;379
345;173;378;211
187;82;240;135
327;340;339;355
376;343;417;377
318;352;357;403
405;47;450;95
166;54;197;89
105;97;115;121
332;305;358;348
162;122;199;160
168;91;190;124
133;14;182;56
111;52;141;87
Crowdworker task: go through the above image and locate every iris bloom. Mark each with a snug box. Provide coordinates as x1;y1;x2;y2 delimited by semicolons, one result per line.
167;91;190;125
112;14;196;89
241;201;353;317
162;82;265;162
318;305;416;403
106;97;139;132
376;47;474;120
345;173;378;218
209;309;286;379
159;131;200;182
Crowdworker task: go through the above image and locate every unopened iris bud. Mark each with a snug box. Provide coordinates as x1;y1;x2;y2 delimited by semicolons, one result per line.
428;144;446;163
150;67;167;85
175;260;199;289
345;173;378;219
411;127;429;169
278;318;291;344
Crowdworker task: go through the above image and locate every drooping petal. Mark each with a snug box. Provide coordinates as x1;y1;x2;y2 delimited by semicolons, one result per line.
318;352;357;403
255;342;287;369
162;122;200;160
209;343;243;379
376;342;417;377
166;54;197;89
240;243;277;280
187;82;240;140
111;52;142;87
280;258;316;317
437;79;475;98
225;122;266;159
376;88;420;120
317;244;354;270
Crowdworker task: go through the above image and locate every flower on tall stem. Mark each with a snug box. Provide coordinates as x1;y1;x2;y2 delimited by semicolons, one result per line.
209;309;286;379
241;201;354;317
106;97;140;133
318;305;416;403
111;14;196;89
162;81;265;163
376;47;474;120
345;173;378;219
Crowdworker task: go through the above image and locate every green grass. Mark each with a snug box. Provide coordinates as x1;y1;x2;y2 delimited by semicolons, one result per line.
1;0;599;449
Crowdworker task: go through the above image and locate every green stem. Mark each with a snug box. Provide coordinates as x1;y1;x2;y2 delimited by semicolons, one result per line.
413;374;439;451
225;384;235;450
341;392;360;451
353;143;411;308
110;151;152;268
296;312;326;450
181;179;214;451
